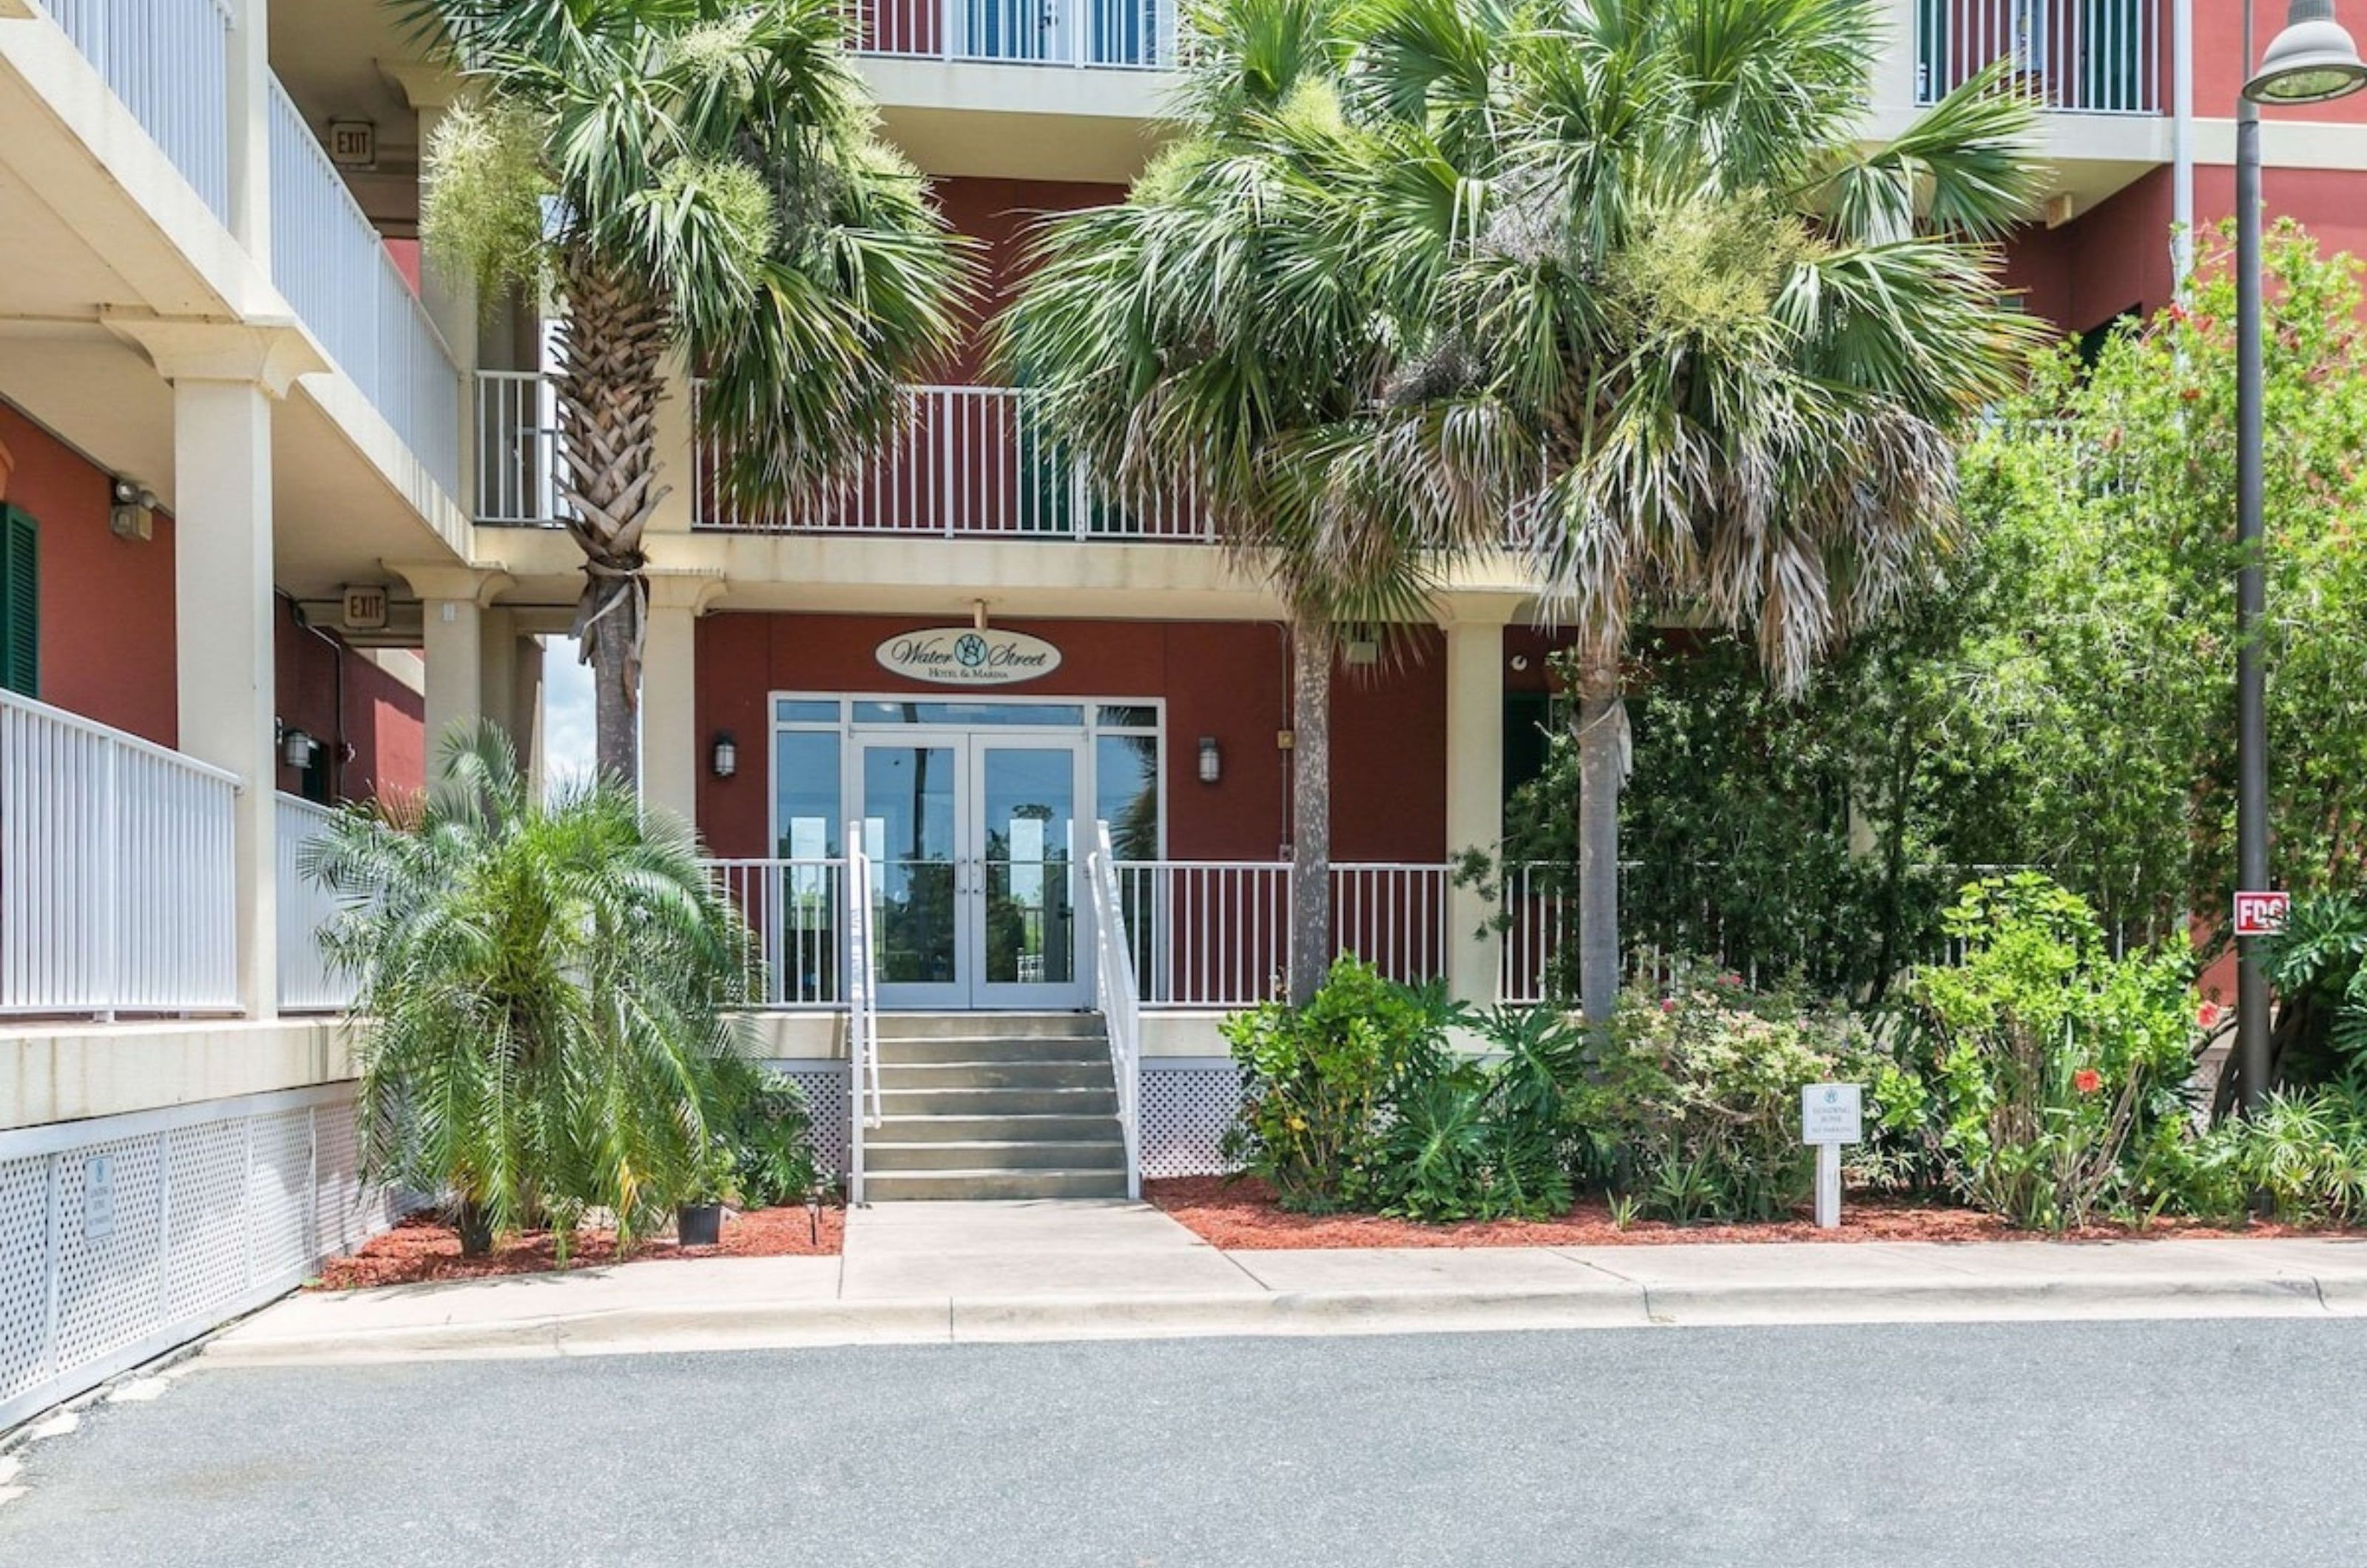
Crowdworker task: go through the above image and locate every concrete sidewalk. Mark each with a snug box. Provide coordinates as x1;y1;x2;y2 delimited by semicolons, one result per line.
202;1202;2367;1367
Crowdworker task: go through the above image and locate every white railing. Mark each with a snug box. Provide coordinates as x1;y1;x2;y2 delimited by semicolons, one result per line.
48;0;234;221
1108;860;1452;1008
268;78;464;501
1;690;240;1017
1499;862;1570;1006
1915;0;2160;114
474;370;563;525
693;383;1210;540
852;0;1178;67
274;793;351;1013
844;822;881;1203
710;858;848;1007
1087;822;1142;1197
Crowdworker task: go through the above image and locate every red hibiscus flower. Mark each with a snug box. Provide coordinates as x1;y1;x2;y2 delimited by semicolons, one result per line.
1659;997;1678;1015
2073;1069;2103;1095
2197;1001;2224;1032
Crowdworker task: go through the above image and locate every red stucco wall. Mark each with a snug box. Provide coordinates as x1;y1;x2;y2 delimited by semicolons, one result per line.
693;612;1447;865
932;177;1123;382
273;604;426;805
0;400;178;748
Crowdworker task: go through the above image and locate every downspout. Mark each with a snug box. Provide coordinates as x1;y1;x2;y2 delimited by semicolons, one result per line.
2172;0;2197;294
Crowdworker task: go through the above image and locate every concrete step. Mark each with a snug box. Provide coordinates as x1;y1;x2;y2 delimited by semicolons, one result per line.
875;1086;1118;1118
874;1059;1113;1091
863;1168;1132;1200
877;1035;1111;1065
873;1113;1124;1143
863;1139;1127;1172
874;1013;1103;1041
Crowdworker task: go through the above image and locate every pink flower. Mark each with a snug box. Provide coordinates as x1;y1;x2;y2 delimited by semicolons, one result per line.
1659;998;1678;1015
2197;1000;2224;1032
2074;1069;2103;1095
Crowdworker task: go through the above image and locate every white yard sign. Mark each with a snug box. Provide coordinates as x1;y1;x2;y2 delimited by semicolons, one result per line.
1800;1084;1863;1230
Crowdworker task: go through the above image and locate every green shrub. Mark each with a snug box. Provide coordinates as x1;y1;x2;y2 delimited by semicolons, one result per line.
1219;956;1455;1212
1366;1007;1584;1222
715;1058;823;1209
1577;977;1880;1223
1901;874;2200;1230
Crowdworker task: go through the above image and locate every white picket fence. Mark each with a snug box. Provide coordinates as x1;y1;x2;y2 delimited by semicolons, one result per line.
47;0;234;221
267;77;462;501
0;691;240;1018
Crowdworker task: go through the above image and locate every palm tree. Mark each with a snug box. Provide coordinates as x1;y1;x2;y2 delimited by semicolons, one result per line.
1098;0;2042;1021
308;724;759;1254
405;0;969;784
999;0;1474;1004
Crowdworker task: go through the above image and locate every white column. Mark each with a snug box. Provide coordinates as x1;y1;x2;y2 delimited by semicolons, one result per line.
108;322;323;1020
225;0;271;268
390;564;512;783
512;633;546;800
649;356;698;535
640;572;721;828
479;606;519;743
1442;603;1516;1007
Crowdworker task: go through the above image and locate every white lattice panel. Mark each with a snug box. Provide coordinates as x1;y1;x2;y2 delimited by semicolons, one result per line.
0;1086;399;1433
164;1121;248;1320
246;1111;314;1282
54;1135;166;1368
0;1155;51;1401
1141;1066;1241;1179
769;1064;850;1177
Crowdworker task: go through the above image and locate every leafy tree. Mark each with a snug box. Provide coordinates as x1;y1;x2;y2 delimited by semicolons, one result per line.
408;0;968;783
308;725;758;1254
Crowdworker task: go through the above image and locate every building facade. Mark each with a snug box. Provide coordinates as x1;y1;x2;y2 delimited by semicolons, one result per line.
2;0;2365;1418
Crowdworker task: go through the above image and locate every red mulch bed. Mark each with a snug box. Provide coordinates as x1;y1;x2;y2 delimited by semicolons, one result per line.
1145;1175;2363;1249
313;1204;844;1290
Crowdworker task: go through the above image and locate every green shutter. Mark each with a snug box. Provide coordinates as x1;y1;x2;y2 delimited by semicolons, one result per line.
0;505;36;698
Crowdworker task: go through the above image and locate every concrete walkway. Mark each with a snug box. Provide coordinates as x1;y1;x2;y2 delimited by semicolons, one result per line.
201;1202;2367;1367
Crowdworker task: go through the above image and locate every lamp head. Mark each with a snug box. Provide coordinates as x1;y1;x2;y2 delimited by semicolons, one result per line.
2246;0;2367;104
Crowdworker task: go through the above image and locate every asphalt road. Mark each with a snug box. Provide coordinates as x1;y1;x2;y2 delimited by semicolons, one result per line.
6;1317;2366;1567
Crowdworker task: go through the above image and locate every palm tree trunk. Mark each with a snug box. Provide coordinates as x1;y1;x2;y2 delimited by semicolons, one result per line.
1287;616;1332;1006
1574;654;1624;1025
553;249;669;792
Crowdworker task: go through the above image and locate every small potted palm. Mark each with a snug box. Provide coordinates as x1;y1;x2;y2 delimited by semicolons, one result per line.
677;1140;740;1248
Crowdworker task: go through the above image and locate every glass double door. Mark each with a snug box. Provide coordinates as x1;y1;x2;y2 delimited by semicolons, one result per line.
857;732;1087;1010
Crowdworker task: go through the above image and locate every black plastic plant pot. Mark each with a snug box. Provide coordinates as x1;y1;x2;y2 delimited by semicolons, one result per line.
677;1203;725;1247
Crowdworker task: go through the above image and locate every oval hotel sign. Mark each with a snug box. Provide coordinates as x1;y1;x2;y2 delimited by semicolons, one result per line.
875;626;1062;686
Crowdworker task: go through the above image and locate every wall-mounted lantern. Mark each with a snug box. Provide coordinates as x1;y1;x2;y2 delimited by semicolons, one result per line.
1198;736;1221;785
281;727;317;772
711;731;738;780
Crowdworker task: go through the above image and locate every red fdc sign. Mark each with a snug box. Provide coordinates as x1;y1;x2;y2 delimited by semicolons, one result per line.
2235;890;2292;938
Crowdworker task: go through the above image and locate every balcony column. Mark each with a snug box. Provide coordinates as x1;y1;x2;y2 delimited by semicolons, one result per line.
479;606;519;743
390;564;513;782
511;632;547;799
649;355;699;535
107;320;323;1020
224;0;271;268
1442;598;1519;1007
640;572;723;828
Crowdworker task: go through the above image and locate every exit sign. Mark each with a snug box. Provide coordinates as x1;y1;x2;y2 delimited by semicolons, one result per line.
328;119;377;170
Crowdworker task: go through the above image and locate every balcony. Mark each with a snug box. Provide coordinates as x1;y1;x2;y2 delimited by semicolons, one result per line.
854;0;1178;70
1915;0;2162;115
475;375;1212;542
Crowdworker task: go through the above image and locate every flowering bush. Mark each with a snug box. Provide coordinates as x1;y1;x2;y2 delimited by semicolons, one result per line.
1901;875;2202;1230
1575;976;1882;1223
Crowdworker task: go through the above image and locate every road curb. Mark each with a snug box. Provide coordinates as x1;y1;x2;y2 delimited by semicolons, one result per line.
198;1265;2366;1366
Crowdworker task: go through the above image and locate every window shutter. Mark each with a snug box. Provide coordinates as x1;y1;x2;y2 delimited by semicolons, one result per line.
0;505;36;698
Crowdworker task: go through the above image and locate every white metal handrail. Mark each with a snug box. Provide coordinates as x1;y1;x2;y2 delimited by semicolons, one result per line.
1915;0;2160;114
709;857;848;1007
1087;822;1143;1198
474;370;564;525
851;0;1178;68
274;792;353;1013
1108;859;1455;1008
48;0;234;221
843;822;881;1203
268;77;464;501
1;689;240;1016
692;382;1210;540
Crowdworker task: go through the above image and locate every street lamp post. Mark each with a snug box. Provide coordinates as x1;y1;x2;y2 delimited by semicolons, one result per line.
2234;0;2367;1116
